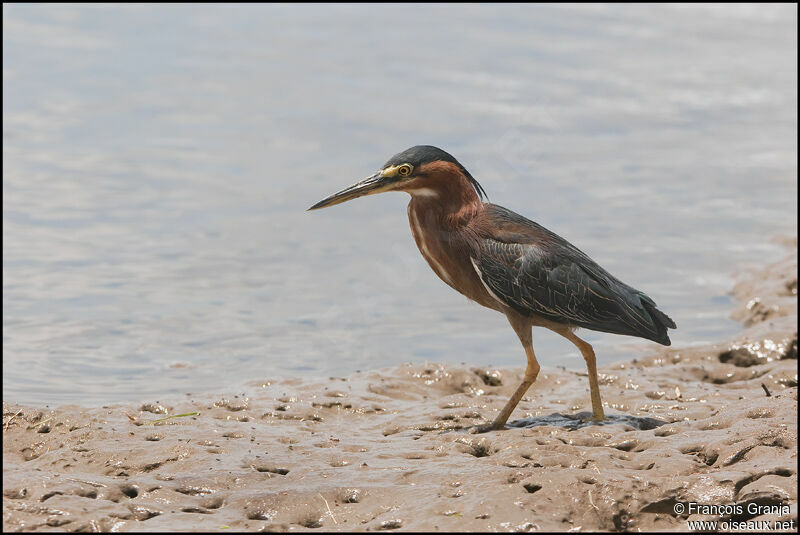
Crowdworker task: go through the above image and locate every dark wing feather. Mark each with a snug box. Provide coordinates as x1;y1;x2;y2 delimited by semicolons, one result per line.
474;205;676;345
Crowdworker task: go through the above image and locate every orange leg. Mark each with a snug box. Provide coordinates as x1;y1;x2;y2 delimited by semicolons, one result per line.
562;330;605;421
488;342;540;430
474;315;540;431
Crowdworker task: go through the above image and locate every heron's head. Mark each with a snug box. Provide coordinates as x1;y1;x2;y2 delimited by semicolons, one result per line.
308;145;486;211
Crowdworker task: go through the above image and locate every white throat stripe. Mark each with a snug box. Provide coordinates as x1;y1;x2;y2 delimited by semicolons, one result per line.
410;187;439;198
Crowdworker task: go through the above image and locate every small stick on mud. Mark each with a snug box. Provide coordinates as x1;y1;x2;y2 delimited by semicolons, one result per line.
319;493;337;525
761;383;772;397
26;416;53;430
142;412;200;425
4;409;23;431
65;478;107;488
588;489;601;518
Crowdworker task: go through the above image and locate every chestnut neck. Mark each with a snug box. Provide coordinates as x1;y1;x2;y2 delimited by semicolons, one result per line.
406;161;484;229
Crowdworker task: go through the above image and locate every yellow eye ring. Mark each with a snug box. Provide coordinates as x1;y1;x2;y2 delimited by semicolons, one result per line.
397;164;413;177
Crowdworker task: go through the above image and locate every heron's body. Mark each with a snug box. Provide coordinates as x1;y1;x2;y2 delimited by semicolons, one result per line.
310;145;676;430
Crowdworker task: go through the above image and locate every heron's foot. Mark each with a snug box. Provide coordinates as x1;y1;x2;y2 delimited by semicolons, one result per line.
469;421;506;434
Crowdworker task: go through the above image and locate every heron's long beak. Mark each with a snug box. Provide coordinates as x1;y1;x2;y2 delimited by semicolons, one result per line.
308;171;397;211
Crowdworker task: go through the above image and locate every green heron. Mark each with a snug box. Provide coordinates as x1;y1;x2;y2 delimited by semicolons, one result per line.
309;145;676;431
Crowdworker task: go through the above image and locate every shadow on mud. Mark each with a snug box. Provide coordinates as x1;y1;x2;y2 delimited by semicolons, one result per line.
506;411;667;431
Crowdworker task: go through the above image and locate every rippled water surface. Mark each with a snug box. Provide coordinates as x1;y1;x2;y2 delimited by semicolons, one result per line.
4;5;797;405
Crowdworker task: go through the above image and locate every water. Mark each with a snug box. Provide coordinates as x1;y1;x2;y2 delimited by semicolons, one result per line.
3;4;797;406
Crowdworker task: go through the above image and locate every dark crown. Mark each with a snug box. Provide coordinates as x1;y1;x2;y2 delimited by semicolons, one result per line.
384;145;487;200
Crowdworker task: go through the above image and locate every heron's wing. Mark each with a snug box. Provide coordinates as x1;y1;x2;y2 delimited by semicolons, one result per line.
473;204;676;344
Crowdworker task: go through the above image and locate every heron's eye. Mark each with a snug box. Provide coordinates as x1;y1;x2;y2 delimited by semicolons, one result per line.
397;164;413;177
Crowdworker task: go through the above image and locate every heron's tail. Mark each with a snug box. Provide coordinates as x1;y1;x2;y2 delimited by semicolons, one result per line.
639;297;676;346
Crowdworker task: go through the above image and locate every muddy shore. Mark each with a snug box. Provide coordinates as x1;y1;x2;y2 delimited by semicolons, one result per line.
3;241;797;532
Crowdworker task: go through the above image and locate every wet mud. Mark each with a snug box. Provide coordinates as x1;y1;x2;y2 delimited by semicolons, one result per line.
3;241;797;532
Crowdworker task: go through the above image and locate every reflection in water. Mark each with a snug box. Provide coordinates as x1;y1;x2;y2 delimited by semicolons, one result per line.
3;5;797;405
